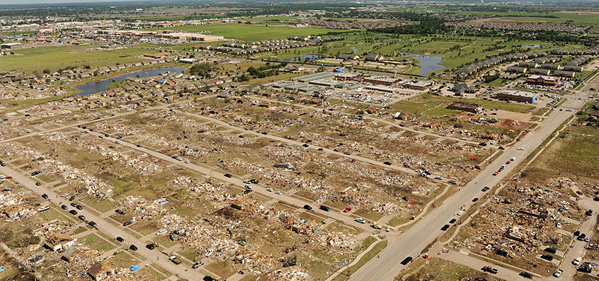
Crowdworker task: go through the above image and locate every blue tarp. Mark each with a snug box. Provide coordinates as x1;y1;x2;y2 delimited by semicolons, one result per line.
130;265;140;271
334;68;343;73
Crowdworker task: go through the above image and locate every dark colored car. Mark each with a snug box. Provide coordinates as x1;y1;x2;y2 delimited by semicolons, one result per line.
303;205;312;210
41;194;48;199
78;215;86;220
61;205;68;210
146;243;156;250
302;144;309;147
88;221;97;227
69;210;77;215
224;173;233;178
203;276;215;281
123;221;132;226
472;198;479;202
540;254;554;261
400;256;413;265
35;182;41;186
136;144;141;147
129;244;138;251
76;205;83;210
319;205;330;212
115;209;126;215
449;219;456;224
441;224;450;231
482;186;489;192
519;272;533;279
586;209;593;216
116;237;124;242
69;196;75;201
318;148;324;151
383;161;392;165
544;247;557;254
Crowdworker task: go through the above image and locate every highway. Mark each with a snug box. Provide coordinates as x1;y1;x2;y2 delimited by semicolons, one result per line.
348;91;591;281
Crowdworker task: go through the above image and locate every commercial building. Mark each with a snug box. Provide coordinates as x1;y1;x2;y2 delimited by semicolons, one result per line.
525;75;562;86
497;90;536;104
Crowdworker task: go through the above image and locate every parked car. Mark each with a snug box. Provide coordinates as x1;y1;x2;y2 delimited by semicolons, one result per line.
116;237;124;242
146;244;156;250
482;266;498;274
519;272;533;279
61;205;68;210
400;256;413;265
343;206;352;213
482;186;489;192
129;245;138;251
441;224;450;231
123;221;132;226
224;173;233;178
88;221;97;227
319;205;330;212
78;215;86;220
303;205;312;210
354;218;366;224
383;161;392;165
192;261;204;269
69;210;77;215
553;269;562;277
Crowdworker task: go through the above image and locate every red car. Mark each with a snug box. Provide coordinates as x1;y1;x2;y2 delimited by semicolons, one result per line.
5;176;12;179
343;206;352;213
482;266;498;274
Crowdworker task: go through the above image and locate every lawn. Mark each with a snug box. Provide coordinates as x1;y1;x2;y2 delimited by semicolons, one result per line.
0;45;155;73
531;125;599;181
146;23;345;41
397;257;489;281
204;260;238;279
79;233;116;252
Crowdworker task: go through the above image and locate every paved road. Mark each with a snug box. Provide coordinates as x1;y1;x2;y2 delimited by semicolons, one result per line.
440;250;537;280
559;198;598;280
81;128;375;233
0;165;202;281
348;91;591;281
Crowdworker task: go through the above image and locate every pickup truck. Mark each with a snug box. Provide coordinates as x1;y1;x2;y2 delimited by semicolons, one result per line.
169;256;182;265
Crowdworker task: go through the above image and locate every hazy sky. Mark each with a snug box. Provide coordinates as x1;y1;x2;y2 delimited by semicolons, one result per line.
0;0;136;4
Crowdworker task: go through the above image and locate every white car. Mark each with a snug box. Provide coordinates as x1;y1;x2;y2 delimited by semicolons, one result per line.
573;257;581;265
517;147;525;150
156;229;167;236
354;218;366;224
553;269;562;278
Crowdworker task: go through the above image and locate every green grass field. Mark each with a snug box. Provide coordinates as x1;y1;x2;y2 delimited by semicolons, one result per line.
0;45;155;73
531;125;599;181
146;23;346;41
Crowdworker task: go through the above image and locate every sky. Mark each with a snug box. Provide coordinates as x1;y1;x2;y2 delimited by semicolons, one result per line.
0;0;140;4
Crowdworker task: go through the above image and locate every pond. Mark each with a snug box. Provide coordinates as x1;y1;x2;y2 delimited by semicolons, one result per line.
413;56;445;76
72;67;185;97
280;54;322;62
